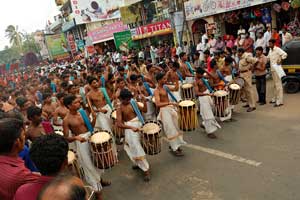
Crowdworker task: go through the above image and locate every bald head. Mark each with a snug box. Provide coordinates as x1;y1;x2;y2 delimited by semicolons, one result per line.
38;174;87;200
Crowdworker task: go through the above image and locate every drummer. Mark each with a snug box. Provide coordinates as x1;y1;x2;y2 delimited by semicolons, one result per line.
194;68;221;139
86;77;113;132
63;95;110;200
166;61;182;101
179;52;194;83
53;92;68;128
116;89;150;182
154;72;186;156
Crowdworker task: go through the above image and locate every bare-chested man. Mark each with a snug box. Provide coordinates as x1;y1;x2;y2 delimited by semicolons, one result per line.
165;61;181;101
62;95;108;200
194;68;220;139
86;77;112;132
179;52;194;82
116;89;150;181
26;106;46;142
42;92;56;121
53;92;68;127
154;72;186;156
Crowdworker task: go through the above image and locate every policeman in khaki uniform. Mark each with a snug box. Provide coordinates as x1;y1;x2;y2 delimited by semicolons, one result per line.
237;48;258;112
267;39;287;107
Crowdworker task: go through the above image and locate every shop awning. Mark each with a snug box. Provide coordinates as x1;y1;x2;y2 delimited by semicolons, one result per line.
184;0;277;21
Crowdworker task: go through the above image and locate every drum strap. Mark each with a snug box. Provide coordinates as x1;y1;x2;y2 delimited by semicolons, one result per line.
143;82;153;96
50;82;57;93
100;75;105;88
130;99;145;124
163;85;178;102
176;70;184;83
216;70;229;84
185;61;195;75
79;108;94;133
201;78;214;93
100;87;113;110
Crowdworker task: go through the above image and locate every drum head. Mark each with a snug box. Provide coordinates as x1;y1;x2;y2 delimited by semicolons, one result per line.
68;151;76;164
142;123;160;134
182;83;193;89
214;90;228;96
91;132;111;144
55;130;64;136
229;83;240;90
111;111;117;120
137;102;144;108
235;78;245;87
179;100;195;107
152;97;156;103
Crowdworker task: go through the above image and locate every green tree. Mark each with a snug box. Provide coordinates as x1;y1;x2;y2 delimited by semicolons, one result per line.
22;33;41;54
5;25;23;53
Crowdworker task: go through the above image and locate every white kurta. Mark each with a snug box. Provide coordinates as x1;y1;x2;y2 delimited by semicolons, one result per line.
75;132;103;191
198;91;221;134
158;105;186;151
124;117;149;172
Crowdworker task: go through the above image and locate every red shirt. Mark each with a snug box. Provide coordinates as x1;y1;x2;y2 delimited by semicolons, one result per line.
0;156;39;200
14;176;53;200
206;57;212;72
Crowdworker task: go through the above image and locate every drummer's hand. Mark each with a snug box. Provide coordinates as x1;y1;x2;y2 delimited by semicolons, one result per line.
170;102;178;106
75;136;87;143
91;111;97;119
132;127;140;132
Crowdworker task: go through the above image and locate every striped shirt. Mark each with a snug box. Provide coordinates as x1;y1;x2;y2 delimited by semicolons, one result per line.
0;156;39;200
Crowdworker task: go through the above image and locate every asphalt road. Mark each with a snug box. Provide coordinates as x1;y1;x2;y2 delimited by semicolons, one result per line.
102;82;300;200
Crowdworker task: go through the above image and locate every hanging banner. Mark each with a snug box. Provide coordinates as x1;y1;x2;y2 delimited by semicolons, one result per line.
45;33;70;60
131;20;172;40
113;30;140;51
87;21;128;44
120;2;142;24
184;0;276;20
67;33;77;56
71;0;124;25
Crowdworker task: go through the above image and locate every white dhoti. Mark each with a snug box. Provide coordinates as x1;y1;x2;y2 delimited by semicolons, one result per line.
75;132;103;191
144;96;156;121
158;106;186;151
124;117;149;172
95;104;113;132
198;91;221;134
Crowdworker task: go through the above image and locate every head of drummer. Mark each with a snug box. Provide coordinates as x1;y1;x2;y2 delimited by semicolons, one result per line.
88;76;99;89
119;89;133;105
63;95;81;112
195;67;205;79
156;72;167;86
117;77;126;89
130;74;139;86
169;61;180;72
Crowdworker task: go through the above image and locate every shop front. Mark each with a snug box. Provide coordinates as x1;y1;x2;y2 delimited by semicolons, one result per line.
130;19;174;47
86;20;128;54
185;0;278;38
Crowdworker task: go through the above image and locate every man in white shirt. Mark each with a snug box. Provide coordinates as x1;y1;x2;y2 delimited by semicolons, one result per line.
176;43;183;56
263;27;272;47
183;41;189;54
201;32;208;45
282;28;293;45
267;39;288;107
138;48;145;60
255;32;266;53
208;34;217;55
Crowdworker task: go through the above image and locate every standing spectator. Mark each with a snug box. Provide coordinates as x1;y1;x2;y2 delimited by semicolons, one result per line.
216;37;225;51
0;118;39;200
272;29;281;47
183;41;189;55
263;26;272;46
193;52;201;69
14;134;68;200
138;48;145;60
254;46;268;105
237;25;246;38
255;32;266;53
282;28;293;45
267;39;287;107
256;21;265;36
248;22;256;41
235;35;244;48
176;43;183;56
201;31;208;44
144;46;151;60
208;34;217;55
171;44;177;58
189;41;196;61
164;43;171;58
203;50;212;72
243;33;254;53
150;45;157;64
226;35;234;49
157;45;165;62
